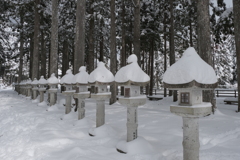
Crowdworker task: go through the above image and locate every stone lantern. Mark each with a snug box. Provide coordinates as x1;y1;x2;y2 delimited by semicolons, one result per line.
31;78;39;100
47;73;59;106
22;80;27;96
163;47;218;160
19;80;23;95
115;54;150;143
26;78;32;98
38;76;47;103
88;62;114;135
73;66;90;120
60;69;75;114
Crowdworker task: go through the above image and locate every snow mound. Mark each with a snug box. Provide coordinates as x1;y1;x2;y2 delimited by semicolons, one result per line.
38;101;47;106
47;73;59;84
88;62;114;83
88;124;117;137
38;76;47;84
116;137;155;155
74;66;89;84
46;104;59;111
115;54;150;83
163;47;218;84
60;69;75;84
60;111;76;120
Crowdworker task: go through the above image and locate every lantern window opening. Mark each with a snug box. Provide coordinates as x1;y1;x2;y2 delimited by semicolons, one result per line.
180;92;190;104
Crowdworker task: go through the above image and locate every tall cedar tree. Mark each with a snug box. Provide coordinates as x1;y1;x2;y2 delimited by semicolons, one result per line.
110;0;117;105
18;8;24;83
74;0;86;74
197;0;215;111
233;0;240;112
32;0;40;79
133;0;141;65
50;0;59;77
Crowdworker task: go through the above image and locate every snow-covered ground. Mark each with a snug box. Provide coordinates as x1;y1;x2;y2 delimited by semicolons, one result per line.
0;87;240;160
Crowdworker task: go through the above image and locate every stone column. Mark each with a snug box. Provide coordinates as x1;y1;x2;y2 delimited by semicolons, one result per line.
65;95;72;114
49;89;57;106
127;106;138;142
182;117;200;160
96;100;105;127
78;99;85;120
32;88;38;99
27;87;32;97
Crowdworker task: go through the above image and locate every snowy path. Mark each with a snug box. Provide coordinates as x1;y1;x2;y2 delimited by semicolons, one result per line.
0;88;240;160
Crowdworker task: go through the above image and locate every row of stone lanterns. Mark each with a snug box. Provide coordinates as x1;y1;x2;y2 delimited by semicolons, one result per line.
14;47;218;159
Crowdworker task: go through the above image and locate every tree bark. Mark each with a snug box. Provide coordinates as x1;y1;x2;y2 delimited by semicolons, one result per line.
50;0;59;76
164;14;167;97
121;0;126;67
197;0;214;108
32;0;40;79
88;1;95;73
18;9;24;83
149;39;154;96
74;0;86;74
169;0;177;102
133;0;141;65
62;40;69;76
110;0;117;105
233;0;240;112
40;30;46;78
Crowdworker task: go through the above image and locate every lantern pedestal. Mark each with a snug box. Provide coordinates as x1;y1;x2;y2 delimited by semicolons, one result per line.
62;90;75;114
32;87;38;100
38;88;46;103
89;93;111;136
48;88;58;106
26;86;32;98
73;92;90;120
118;96;146;142
170;104;212;160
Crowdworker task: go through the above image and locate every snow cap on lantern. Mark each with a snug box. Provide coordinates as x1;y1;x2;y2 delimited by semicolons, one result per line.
115;54;150;97
26;78;32;85
60;69;75;85
74;66;89;92
38;76;47;88
31;78;39;87
88;62;114;93
163;47;218;106
47;73;59;88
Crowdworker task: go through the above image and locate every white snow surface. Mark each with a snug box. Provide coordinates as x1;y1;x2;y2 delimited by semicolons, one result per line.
38;76;48;85
1;87;240;160
60;69;75;84
47;73;59;84
74;66;89;84
115;54;150;83
163;47;218;84
31;78;38;85
88;62;114;83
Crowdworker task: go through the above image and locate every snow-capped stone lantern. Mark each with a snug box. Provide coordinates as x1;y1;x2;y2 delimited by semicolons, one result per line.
163;47;218;160
115;54;150;143
88;62;114;134
73;66;90;120
38;76;47;103
31;78;39;100
60;69;75;114
47;73;59;106
26;78;32;98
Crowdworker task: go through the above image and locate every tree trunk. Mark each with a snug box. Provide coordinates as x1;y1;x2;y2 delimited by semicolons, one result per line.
32;0;40;79
88;1;95;73
149;39;154;96
62;40;69;76
164;15;167;97
18;9;24;83
74;0;86;74
110;0;117;105
133;0;141;65
29;35;34;79
197;0;214;110
50;0;58;76
233;0;240;112
40;30;46;78
169;0;177;102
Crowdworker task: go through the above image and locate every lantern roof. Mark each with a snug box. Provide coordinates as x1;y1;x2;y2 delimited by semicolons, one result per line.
38;76;47;85
115;54;150;85
88;62;114;84
74;66;89;84
60;69;75;84
26;78;32;85
47;73;59;84
163;47;218;88
31;78;38;85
